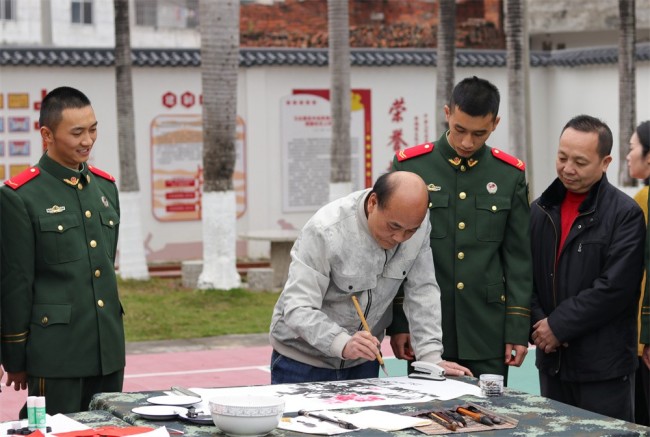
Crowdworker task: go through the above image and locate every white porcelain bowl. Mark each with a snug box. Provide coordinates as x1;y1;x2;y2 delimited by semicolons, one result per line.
209;395;285;437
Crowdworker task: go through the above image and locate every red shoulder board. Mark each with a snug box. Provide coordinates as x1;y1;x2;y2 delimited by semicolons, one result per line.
492;148;525;171
396;142;435;162
4;167;40;190
88;165;116;182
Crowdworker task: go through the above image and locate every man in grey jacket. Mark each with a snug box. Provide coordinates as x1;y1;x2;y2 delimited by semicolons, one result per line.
270;171;471;383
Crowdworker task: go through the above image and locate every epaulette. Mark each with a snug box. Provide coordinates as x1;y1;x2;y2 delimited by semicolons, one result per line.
88;165;116;182
492;148;526;171
4;167;40;190
396;142;435;162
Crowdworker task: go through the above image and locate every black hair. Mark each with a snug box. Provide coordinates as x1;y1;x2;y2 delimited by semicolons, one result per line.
449;76;500;119
39;87;92;131
561;115;613;158
636;120;650;156
370;172;397;210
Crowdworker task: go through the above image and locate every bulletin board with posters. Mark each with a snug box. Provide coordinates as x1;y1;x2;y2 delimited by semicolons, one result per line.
150;114;247;222
280;89;372;213
0;91;40;181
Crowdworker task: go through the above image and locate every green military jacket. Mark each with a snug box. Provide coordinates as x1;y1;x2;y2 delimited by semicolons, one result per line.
642;194;650;345
0;153;125;377
390;132;533;360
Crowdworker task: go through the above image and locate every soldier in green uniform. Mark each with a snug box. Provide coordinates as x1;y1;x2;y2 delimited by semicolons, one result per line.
0;87;125;415
388;76;533;379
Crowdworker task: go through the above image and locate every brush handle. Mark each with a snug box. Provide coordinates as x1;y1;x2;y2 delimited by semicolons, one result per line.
351;296;385;366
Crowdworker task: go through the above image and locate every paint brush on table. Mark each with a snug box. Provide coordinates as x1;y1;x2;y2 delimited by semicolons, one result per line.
351;295;389;377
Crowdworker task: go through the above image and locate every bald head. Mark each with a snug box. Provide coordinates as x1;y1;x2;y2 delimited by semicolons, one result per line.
366;172;429;249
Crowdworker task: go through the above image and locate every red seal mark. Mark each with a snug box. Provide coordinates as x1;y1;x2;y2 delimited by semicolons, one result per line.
181;92;195;108
162;92;177;108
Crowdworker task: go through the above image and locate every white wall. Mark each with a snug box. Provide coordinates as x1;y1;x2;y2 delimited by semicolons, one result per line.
1;61;649;261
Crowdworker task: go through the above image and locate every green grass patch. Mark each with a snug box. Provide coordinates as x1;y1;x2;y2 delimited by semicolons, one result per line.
118;277;280;342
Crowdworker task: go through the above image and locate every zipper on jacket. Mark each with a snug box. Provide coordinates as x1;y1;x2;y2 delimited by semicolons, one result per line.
537;204;559;308
537;203;562;374
341;289;373;370
340;250;389;370
358;290;372;332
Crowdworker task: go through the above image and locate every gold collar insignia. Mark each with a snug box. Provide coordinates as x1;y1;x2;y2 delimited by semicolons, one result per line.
448;157;462;167
63;176;79;186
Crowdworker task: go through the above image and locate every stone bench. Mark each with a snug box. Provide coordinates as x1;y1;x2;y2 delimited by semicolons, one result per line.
246;267;275;291
239;230;300;289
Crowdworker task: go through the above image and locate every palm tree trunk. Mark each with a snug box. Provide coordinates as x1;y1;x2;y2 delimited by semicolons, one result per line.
505;0;533;193
197;0;241;290
328;0;352;201
436;0;456;136
113;0;149;280
618;0;636;186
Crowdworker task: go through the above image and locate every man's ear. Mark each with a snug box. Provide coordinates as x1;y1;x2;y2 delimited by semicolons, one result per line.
444;105;451;121
492;115;501;131
602;155;613;171
40;125;53;144
367;192;378;213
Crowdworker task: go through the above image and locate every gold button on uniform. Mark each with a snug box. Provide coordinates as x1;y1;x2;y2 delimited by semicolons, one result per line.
97;300;104;308
460;165;466;172
57;225;63;231
501;295;506;302
492;205;497;211
77;183;83;190
85;210;92;218
90;240;97;248
428;202;433;208
109;220;114;226
458;222;466;230
457;282;464;290
41;316;48;325
94;269;101;278
459;192;466;200
458;252;465;260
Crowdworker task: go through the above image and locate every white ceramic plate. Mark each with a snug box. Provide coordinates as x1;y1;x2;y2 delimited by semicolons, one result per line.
132;405;188;420
147;395;202;406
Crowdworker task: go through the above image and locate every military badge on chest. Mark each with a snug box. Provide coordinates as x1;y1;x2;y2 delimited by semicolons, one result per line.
46;205;66;214
486;182;497;194
101;196;109;208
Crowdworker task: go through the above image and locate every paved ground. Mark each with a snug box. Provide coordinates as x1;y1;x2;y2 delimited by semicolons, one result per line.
0;334;402;421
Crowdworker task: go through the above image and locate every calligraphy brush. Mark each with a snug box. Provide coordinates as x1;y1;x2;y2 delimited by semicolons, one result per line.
351;295;389;377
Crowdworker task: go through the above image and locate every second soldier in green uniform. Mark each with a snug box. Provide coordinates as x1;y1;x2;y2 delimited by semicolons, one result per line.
388;77;533;379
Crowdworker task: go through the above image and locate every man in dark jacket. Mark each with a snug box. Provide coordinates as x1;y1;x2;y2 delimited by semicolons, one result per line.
530;115;645;422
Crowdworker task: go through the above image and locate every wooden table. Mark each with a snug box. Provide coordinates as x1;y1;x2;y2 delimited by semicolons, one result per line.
88;377;650;436
239;230;300;289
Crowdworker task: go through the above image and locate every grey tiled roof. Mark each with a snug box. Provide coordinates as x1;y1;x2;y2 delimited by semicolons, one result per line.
1;43;648;68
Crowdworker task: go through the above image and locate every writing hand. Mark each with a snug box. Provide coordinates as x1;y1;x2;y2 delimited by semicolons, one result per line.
389;333;415;360
342;331;381;361
505;343;528;366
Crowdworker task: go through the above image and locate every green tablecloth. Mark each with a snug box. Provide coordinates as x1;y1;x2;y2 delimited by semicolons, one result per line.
88;378;650;437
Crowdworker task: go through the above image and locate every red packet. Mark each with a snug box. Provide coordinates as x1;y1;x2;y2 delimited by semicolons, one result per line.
53;426;154;437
